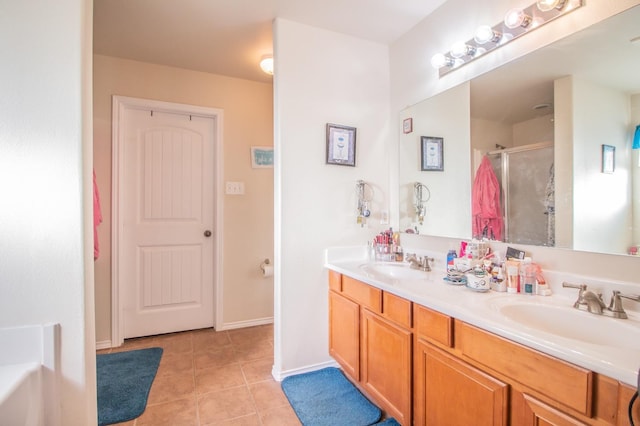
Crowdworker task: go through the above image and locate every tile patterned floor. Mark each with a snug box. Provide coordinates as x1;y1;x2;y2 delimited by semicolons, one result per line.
98;324;301;425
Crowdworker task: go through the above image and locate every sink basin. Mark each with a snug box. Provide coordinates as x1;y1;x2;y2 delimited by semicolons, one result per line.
358;263;428;280
492;300;640;350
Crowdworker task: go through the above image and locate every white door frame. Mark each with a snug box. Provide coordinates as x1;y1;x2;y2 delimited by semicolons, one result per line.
111;95;225;346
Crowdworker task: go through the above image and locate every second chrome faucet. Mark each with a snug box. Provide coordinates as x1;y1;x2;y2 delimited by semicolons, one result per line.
405;253;434;272
563;282;640;319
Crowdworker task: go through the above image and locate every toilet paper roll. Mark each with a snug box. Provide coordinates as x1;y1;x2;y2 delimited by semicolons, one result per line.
261;265;274;278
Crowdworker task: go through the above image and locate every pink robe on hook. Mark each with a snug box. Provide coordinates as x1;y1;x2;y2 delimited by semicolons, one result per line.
472;156;503;241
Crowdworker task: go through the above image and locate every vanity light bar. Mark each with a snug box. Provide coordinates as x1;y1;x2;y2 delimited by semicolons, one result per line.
432;0;583;78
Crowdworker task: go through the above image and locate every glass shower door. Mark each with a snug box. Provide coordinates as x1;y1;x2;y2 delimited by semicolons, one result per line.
489;143;554;246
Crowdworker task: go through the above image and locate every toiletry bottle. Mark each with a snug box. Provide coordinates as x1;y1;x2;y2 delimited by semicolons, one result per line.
506;260;520;294
447;250;457;271
520;257;536;296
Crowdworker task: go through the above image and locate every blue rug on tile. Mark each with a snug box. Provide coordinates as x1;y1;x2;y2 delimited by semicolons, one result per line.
281;367;382;426
374;418;401;425
96;347;163;426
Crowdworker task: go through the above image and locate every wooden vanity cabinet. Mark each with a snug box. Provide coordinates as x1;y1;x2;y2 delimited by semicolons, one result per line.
416;340;509;425
329;290;360;380
328;271;413;424
328;271;638;426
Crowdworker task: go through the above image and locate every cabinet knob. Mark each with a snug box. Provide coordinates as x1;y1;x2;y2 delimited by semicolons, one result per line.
204;230;212;237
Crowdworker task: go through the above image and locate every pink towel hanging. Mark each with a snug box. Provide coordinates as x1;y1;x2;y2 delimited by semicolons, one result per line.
472;156;503;241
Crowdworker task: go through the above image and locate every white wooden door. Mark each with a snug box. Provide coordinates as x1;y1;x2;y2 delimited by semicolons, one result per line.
121;107;215;338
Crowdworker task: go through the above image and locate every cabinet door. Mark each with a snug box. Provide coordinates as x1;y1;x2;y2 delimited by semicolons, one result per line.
518;393;588;426
361;308;412;425
329;290;360;380
416;341;508;426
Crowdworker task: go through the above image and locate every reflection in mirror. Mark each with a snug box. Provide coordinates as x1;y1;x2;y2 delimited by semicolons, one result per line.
399;5;640;257
399;82;471;238
484;142;554;246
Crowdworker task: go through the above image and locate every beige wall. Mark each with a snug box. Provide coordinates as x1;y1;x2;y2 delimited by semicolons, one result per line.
93;55;274;344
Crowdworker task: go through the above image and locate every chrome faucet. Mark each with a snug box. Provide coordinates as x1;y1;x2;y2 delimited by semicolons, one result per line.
607;290;640;319
563;282;606;314
563;282;640;319
405;253;434;272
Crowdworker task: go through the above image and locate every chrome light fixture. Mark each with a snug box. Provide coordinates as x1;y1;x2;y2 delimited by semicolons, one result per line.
431;0;583;77
536;0;568;12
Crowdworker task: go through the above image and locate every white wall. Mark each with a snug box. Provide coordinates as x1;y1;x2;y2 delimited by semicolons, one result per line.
631;94;640;247
273;19;391;376
513;115;554;146
0;0;96;424
398;83;471;238
471;118;513;153
572;78;632;254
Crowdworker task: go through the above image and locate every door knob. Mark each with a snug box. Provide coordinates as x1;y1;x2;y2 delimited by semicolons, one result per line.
204;230;212;237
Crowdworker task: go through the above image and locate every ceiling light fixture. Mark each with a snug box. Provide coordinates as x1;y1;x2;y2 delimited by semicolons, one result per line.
431;0;583;77
259;55;274;75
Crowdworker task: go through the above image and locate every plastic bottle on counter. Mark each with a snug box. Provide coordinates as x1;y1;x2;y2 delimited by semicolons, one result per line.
520;257;536;296
446;250;457;271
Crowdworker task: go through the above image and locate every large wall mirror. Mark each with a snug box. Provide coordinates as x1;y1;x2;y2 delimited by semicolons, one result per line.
399;5;640;257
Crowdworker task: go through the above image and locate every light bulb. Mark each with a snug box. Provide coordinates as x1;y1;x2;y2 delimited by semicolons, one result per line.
430;53;450;69
474;25;501;44
536;0;567;11
504;8;532;29
451;41;477;59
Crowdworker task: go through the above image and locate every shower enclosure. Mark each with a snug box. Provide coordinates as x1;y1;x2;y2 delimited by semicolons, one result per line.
486;142;555;247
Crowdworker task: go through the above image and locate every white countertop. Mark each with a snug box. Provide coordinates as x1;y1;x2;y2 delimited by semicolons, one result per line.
325;246;640;387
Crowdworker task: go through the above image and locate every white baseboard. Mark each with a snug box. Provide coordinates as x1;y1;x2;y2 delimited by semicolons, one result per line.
271;360;340;382
216;317;274;331
95;340;112;350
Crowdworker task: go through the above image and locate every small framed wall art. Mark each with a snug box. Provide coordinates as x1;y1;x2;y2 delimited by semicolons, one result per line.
251;146;274;168
421;136;444;171
601;144;615;173
403;118;413;134
326;123;356;166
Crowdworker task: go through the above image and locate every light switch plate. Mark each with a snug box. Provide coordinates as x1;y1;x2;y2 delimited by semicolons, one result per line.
225;181;245;195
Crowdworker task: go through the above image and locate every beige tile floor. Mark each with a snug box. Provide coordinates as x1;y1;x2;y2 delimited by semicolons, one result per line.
97;324;301;426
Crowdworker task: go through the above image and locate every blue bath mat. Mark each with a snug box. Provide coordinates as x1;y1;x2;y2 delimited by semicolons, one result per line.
281;367;381;426
96;347;163;426
374;418;401;425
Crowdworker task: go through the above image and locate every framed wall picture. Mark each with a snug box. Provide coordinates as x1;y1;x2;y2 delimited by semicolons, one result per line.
601;144;615;173
421;136;444;171
403;117;413;134
251;146;274;168
326;123;356;166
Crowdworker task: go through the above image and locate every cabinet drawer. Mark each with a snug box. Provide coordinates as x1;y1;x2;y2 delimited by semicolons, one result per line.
414;304;453;347
342;276;382;313
457;321;593;417
382;291;412;328
328;270;342;292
